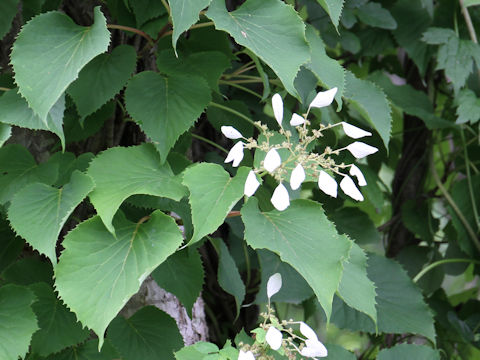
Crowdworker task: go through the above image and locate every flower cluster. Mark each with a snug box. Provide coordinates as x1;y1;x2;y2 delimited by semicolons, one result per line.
222;88;378;211
238;273;327;359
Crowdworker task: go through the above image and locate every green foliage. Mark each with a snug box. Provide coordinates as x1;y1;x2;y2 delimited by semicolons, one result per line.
0;0;19;39
377;344;440;359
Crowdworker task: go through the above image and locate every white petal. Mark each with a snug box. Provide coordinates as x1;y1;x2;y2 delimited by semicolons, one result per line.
341;122;371;139
265;327;283;350
318;171;337;198
301;339;328;358
244;170;261;197
290;164;305;190
238;350;255;360
271;183;290;211
272;93;283;127
221;125;244;139
300;322;318;342
345;142;378;159
267;273;282;299
309;87;337;108
264;148;282;172
224;142;244;167
290;113;305;126
349;164;367;186
340;175;364;201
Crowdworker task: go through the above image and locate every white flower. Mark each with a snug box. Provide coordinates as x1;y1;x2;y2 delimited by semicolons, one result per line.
264;148;282;172
318;171;337;198
221;125;244;139
300;339;328;358
341;122;372;139
271;183;290;211
290;164;305;190
349;164;367;186
272;93;283;127
238;350;255;360
300;322;318;342
309;87;338;109
224;142;244;167
346;142;378;159
267;273;282;299
265;326;283;350
340;175;364;201
244;170;261;197
290;113;305;126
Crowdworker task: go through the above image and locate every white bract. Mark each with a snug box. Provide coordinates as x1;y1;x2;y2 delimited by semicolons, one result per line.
340;175;364;201
265;326;283;350
221;125;244;139
346;142;378;159
349;164;367;186
300;339;328;358
309;87;337;109
238;350;255;360
318;171;338;198
272;93;283;127
267;273;282;299
264;148;282;172
271;183;290;211
290;163;305;190
341;122;372;139
244;170;261;197
290;113;305;126
224;141;244;167
300;322;318;341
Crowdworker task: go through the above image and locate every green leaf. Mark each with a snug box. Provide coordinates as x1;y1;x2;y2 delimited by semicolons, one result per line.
157;50;231;92
422;27;455;45
169;0;212;52
125;71;211;162
87;144;187;234
356;2;396;29
241;198;352;321
325;344;356;359
0;123;11;147
11;7;110;121
67;45;137;120
344;71;392;150
377;344;440;360
330;207;381;245
108;306;184;360
211;238;245;317
456;88;480;124
130;0;166;26
316;0;344;28
0;217;24;274
0;89;66;150
55;210;183;348
182;163;249;245
3;257;54;286
0;0;19;39
43;339;119;360
152;248;204;318
465;0;480;6
0;284;38;360
207;0;310;96
8;171;94;264
30;282;90;356
0;144;58;205
175;342;224;360
305;25;344;110
337;243;377;325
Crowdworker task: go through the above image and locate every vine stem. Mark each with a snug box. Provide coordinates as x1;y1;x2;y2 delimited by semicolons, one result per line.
0;87;11;92
209;101;262;130
460;0;478;44
191;133;228;154
161;22;215;37
413;258;480;283
460;129;480;230
160;0;170;15
107;24;154;46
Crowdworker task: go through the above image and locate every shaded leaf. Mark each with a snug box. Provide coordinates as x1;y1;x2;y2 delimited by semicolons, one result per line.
0;0;19;39
43;339;119;360
130;0;166;26
356;2;396;29
0;217;24;274
325;344;356;359
456;88;480;124
0;123;11;147
316;0;344;28
377;344;440;360
2;257;54;286
330;207;381;245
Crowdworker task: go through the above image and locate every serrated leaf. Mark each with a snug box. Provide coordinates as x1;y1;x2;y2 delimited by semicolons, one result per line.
377;344;440;360
87;144;187;234
3;257;54;286
169;0;212;52
67;45;137;120
207;0;310;97
0;123;11;147
356;2;396;29
337;242;377;325
0;284;39;360
43;339;119;360
8;170;94;264
108;306;183;360
55;210;184;348
305;25;344;110
325;344;356;359
0;0;19;39
157;50;231;92
0;217;24;274
11;6;110;121
316;0;344;28
456;88;480;124
422;27;455;45
344;71;392;150
130;0;166;26
182;163;249;245
241;198;352;321
152;248;204;318
0;89;66;150
125;72;211;162
330;207;381;245
30;282;90;356
0;144;58;205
